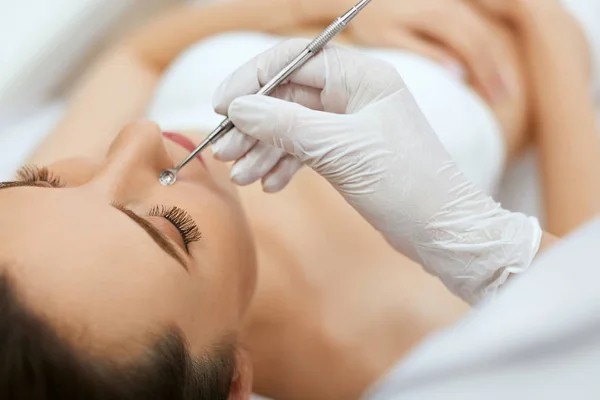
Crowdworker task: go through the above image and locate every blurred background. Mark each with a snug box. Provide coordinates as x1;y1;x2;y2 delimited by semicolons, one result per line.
0;0;182;175
0;0;599;221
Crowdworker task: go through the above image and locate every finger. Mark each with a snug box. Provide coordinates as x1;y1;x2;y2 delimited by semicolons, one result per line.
230;141;286;186
213;38;316;114
212;128;257;162
227;95;350;161
213;83;324;161
270;84;324;111
213;38;386;113
262;155;304;193
416;2;511;102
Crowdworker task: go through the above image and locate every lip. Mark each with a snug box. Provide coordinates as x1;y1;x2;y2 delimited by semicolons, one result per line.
162;132;207;169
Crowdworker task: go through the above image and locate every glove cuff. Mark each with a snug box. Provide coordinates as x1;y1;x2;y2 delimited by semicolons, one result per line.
414;197;543;304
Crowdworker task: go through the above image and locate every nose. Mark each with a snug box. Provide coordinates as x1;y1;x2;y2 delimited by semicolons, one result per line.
89;120;173;199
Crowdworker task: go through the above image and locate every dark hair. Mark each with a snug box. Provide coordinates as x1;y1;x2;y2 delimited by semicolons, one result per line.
0;274;236;400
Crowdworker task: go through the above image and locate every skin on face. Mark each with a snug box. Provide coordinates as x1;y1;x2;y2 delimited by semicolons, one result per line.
0;120;257;359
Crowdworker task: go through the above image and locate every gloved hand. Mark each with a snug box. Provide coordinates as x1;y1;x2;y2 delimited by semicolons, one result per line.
212;39;542;303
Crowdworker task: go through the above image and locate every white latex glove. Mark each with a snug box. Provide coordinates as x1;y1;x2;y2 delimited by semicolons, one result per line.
212;39;542;303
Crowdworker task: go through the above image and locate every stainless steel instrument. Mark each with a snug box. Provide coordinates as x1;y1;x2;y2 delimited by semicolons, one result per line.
159;0;373;186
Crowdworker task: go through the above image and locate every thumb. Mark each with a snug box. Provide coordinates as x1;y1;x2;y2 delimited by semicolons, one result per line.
228;95;343;158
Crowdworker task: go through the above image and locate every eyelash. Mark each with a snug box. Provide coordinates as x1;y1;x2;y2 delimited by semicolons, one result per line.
16;165;65;188
11;167;201;248
149;205;202;248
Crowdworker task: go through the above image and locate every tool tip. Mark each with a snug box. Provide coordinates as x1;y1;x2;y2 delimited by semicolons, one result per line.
159;170;177;186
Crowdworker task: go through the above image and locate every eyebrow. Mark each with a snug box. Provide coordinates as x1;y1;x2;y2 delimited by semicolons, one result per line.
111;205;189;271
0;181;50;190
0;181;188;270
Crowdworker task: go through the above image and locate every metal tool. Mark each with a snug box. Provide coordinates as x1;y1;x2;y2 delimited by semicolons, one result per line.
159;0;373;186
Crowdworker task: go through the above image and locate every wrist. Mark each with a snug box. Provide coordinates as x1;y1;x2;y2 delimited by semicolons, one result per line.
416;195;541;303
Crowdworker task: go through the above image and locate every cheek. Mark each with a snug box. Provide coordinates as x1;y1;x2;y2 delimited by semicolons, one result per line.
48;158;101;187
179;188;257;311
196;195;255;273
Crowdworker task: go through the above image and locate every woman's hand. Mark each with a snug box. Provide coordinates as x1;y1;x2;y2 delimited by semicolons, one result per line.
475;0;598;235
308;0;515;103
473;0;591;79
212;40;543;303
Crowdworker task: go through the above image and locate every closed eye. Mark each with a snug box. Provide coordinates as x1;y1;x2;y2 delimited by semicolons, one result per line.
112;203;190;271
148;205;201;251
15;165;65;188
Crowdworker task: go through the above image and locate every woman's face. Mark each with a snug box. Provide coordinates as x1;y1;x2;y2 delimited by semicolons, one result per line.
0;120;257;357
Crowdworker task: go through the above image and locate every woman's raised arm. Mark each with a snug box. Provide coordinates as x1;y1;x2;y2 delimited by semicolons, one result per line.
29;0;301;165
512;0;600;235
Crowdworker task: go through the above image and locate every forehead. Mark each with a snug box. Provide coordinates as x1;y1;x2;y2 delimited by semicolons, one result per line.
0;187;176;270
0;187;186;353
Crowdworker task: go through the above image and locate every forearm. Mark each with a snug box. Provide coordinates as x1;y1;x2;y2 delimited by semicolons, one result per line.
29;47;159;165
124;0;301;72
517;3;600;235
31;0;302;165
